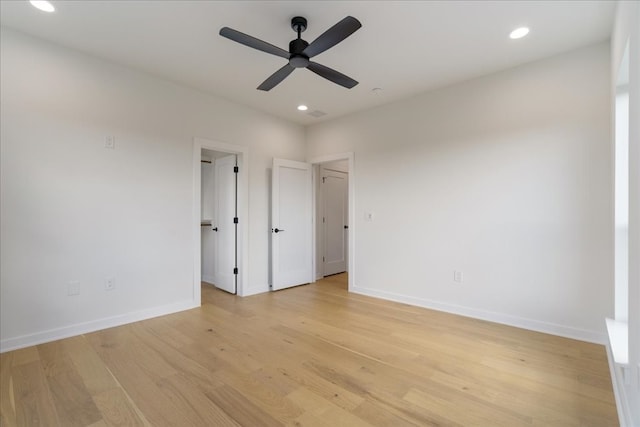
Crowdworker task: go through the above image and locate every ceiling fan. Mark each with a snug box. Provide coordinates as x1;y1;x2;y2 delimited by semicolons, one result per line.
219;16;362;91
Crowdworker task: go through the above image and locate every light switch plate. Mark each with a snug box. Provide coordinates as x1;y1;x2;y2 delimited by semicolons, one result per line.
105;136;115;149
454;271;463;283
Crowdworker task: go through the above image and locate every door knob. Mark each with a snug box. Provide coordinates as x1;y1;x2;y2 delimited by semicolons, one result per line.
344;225;348;229
274;228;284;233
212;227;218;232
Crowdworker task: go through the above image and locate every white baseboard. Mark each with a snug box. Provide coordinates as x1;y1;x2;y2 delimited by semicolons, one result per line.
0;299;199;353
202;275;216;285
351;286;606;344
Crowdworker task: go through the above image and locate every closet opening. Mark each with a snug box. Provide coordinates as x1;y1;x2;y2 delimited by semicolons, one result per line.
193;138;248;301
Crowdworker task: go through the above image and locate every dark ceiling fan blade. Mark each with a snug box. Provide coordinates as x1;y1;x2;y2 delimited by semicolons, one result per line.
307;62;358;89
303;16;361;58
257;64;295;91
220;27;289;59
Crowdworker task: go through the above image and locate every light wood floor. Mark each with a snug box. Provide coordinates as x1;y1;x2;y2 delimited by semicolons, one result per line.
1;273;618;426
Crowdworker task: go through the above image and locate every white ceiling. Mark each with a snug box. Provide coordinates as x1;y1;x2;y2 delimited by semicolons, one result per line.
0;1;615;125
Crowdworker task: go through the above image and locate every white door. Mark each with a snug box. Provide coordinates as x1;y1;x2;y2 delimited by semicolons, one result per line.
271;159;313;291
213;155;237;293
322;168;348;276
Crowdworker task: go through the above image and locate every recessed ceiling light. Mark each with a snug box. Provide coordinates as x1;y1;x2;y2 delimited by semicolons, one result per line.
509;27;530;40
29;0;55;12
297;105;308;111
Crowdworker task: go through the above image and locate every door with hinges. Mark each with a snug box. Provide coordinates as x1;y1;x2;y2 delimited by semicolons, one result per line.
212;154;237;294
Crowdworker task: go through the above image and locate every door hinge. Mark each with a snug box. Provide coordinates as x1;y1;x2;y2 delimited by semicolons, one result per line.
323;217;325;223
322;177;326;183
233;268;238;275
233;166;239;173
322;256;325;262
233;217;238;224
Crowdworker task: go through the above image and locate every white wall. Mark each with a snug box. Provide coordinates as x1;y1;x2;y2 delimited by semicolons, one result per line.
307;42;612;343
0;28;305;351
610;1;640;425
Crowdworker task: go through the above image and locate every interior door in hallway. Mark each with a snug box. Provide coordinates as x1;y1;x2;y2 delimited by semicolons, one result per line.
322;167;348;276
271;158;313;291
213;154;237;294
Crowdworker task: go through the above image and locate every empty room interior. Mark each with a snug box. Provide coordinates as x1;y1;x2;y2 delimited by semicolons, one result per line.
1;1;639;426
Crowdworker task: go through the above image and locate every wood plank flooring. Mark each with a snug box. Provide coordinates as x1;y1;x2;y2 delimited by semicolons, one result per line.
1;273;618;426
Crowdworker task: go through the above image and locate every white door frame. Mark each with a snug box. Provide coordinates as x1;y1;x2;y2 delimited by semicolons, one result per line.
308;152;355;292
193;137;249;300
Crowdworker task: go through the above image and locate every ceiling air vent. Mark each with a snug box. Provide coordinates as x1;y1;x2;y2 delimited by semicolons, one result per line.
307;110;327;118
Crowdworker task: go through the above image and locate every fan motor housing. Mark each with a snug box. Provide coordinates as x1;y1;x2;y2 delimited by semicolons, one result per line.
289;38;309;55
289;54;310;68
289;38;310;68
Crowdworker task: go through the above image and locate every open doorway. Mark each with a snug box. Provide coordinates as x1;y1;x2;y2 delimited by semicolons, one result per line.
201;149;238;294
193;138;249;302
315;160;349;278
268;153;354;292
309;153;354;291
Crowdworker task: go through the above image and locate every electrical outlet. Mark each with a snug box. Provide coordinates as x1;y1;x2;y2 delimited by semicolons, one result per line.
68;281;80;296
105;277;115;291
454;271;464;283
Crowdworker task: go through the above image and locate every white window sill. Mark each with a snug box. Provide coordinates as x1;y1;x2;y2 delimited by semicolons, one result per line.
606;318;629;365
